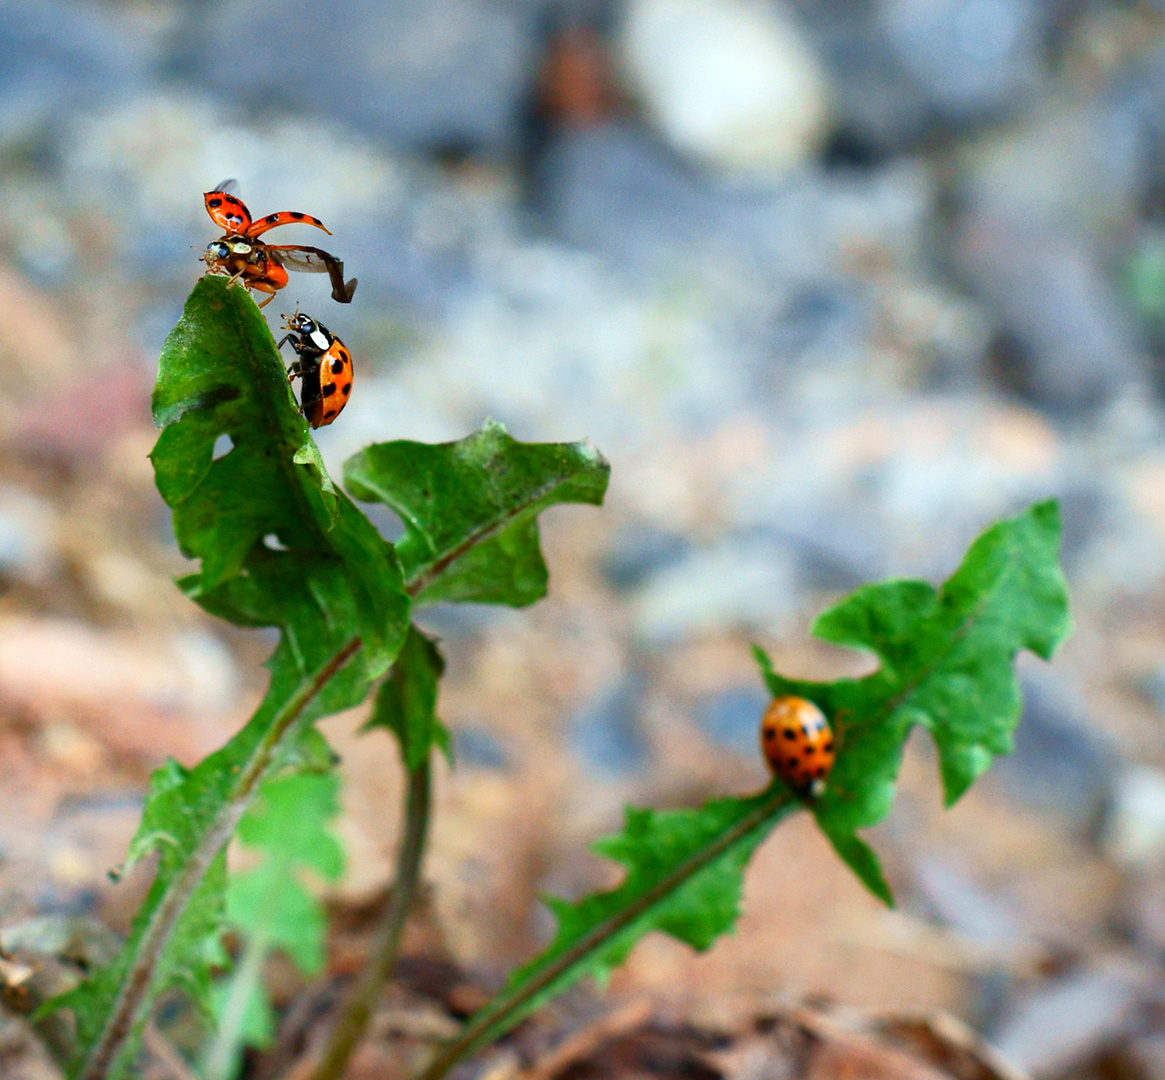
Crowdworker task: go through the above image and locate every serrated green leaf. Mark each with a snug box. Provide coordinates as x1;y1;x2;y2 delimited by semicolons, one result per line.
152;275;408;670
51;278;410;1080
419;788;797;1074
417;502;1070;1079
365;624;449;769
236;773;345;886
754;499;1070;901
343;419;610;607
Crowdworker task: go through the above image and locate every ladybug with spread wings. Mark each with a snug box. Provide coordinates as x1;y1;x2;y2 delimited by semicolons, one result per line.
200;182;357;307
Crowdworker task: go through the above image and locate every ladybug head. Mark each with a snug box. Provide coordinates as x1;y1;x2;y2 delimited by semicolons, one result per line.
205;240;232;263
283;310;316;335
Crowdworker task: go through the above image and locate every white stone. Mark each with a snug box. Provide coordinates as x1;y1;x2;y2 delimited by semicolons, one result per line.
1103;766;1165;869
619;0;830;174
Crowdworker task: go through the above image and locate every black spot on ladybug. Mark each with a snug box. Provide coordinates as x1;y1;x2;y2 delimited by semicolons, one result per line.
340;383;351;395
803;745;815;755
823;740;834;752
321;384;336;397
763;728;775;741
291;211;305;219
324;409;337;418
209;198;223;208
224;195;240;204
782;729;796;741
331;358;345;374
265;213;281;223
785;757;799;768
815;766;825;777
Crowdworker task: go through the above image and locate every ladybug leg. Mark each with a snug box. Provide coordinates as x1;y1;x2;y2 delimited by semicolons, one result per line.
250;282;279;307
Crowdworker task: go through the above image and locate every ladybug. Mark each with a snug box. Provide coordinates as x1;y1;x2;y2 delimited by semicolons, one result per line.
201;183;357;306
276;311;354;428
760;696;835;798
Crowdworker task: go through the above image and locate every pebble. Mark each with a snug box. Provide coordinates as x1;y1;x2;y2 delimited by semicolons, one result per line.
567;673;650;776
877;0;1047;124
618;0;830;174
0;487;58;585
1101;766;1165;870
988;958;1148;1076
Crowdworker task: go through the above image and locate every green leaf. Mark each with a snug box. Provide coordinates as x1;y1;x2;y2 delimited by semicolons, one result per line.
418;788;798;1074
417;502;1070;1079
754;499;1071;902
152;275;408;673
365;624;450;769
343;419;610;607
52;278;410;1080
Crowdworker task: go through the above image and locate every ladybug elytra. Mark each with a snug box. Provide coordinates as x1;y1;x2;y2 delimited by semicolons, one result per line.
760;695;835;798
276;311;354;429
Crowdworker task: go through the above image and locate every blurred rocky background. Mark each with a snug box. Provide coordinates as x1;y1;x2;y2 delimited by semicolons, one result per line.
2;0;1165;1077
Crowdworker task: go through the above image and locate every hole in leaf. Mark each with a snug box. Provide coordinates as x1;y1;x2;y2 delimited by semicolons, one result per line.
212;434;234;460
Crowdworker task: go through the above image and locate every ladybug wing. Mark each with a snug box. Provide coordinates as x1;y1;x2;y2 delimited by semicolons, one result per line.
204;188;252;234
267;245;358;303
247;211;331;237
314;345;353;427
265;246;332;273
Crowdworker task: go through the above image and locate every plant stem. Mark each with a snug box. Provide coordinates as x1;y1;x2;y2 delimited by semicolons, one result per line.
412;788;793;1080
76;638;363;1080
307;758;432;1080
202;932;268;1080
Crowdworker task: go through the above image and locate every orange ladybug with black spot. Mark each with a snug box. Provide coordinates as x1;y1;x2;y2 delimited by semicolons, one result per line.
201;182;357;307
760;696;835;798
276;311;354;428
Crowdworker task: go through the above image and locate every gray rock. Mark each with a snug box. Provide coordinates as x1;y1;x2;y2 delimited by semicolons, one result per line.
0;487;58;585
913;855;1028;953
631;535;801;643
954;103;1151;409
0;0;145;145
989;959;1149;1076
541;122;935;278
539;123;720;269
786;0;930;154
180;0;539;153
696;684;770;756
453;728;511;771
877;0;1047;124
1101;766;1165;870
601;523;692;591
568;673;650;776
991;665;1120;833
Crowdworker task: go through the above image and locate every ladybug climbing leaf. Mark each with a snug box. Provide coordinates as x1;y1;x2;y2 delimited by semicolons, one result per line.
344;420;609;608
416;502;1070;1078
754;498;1071;902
